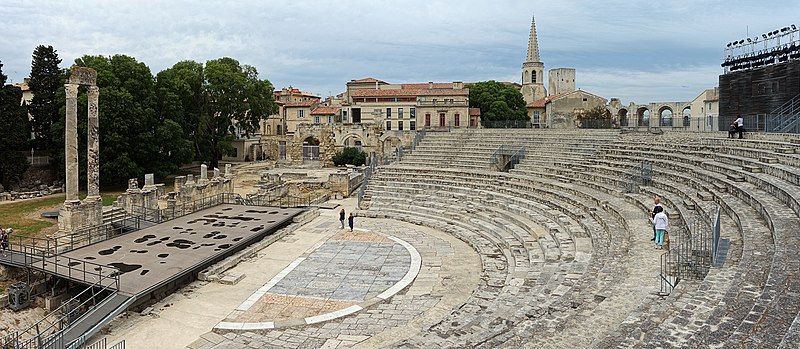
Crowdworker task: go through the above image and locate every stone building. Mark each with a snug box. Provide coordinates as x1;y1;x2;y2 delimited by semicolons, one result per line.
548;68;576;97
520;16;547;104
528;90;608;128
689;87;720;131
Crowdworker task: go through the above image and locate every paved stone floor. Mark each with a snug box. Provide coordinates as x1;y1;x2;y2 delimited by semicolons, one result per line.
99;198;481;349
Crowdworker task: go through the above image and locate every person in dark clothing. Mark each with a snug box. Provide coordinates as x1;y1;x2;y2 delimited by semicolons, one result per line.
348;213;354;232
339;208;346;229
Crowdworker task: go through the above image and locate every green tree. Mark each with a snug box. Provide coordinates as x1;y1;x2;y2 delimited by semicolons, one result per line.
201;57;277;169
62;54;194;184
467;81;528;125
155;61;204;159
332;147;366;166
0;60;31;188
28;45;63;152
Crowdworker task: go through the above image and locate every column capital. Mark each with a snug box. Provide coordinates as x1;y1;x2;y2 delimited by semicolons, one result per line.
86;85;99;95
65;84;79;99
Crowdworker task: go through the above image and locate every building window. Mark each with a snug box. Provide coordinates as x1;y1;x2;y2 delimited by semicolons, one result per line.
410;121;416;130
439;113;446;127
398;121;404;130
533;111;540;124
342;110;348;122
355;141;362;151
267;125;271;134
531;71;536;83
410;108;416;119
454;114;460;127
398;108;404;119
386;108;392;119
425;113;431;127
314;116;320;124
386;121;392;130
327;116;333;124
298;110;304;118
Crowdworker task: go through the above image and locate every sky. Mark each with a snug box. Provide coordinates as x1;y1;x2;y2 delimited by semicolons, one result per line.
1;0;798;104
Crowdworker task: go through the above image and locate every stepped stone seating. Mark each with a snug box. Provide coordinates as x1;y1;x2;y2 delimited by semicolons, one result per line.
359;128;800;347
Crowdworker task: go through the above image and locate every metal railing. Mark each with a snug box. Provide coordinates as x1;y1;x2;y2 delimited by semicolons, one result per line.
357;160;378;209
659;218;714;295
482;119;532;128
52;216;142;253
767;93;800;133
623;161;653;193
0;246;120;349
410;129;427;151
489;145;526;171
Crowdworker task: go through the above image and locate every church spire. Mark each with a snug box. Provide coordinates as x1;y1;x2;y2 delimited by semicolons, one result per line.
526;15;540;63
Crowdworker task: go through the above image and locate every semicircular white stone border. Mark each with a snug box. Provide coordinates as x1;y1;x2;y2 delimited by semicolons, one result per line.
215;230;422;331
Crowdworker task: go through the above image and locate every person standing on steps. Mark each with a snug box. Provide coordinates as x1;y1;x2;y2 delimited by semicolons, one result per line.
339;208;346;229
348;213;354;232
654;209;669;249
734;115;745;139
650;197;663;241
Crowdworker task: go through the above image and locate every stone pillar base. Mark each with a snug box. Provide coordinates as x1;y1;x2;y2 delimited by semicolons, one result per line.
57;197;103;234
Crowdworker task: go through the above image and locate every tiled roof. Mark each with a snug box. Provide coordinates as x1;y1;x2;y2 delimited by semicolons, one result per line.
400;83;456;89
284;100;317;107
350;77;386;84
469;107;481;116
351;88;468;97
526;91;572;108
311;106;340;115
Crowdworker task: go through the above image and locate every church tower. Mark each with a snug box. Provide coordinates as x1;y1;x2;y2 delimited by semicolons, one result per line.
521;15;547;104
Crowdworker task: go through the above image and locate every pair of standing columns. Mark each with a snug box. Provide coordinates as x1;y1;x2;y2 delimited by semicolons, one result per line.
64;84;100;201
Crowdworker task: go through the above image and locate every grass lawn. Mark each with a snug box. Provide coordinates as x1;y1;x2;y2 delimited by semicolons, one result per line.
0;191;122;238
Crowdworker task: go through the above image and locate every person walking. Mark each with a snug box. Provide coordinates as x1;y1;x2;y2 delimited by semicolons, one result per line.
339;208;346;229
650;197;663;241
1;227;10;256
654;209;669;249
734;115;745;139
348;213;354;232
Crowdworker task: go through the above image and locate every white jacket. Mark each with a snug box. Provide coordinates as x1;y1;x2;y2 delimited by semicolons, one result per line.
654;212;668;230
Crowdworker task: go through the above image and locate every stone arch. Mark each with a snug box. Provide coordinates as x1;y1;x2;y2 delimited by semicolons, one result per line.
341;134;364;149
618;108;629;127
658;106;673;127
682;106;691;127
382;136;402;153
637;107;650;126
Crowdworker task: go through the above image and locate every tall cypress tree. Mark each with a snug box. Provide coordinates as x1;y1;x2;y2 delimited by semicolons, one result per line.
0;60;31;188
28;45;63;151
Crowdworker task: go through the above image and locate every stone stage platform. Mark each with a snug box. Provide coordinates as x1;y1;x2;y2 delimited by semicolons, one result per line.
60;204;305;299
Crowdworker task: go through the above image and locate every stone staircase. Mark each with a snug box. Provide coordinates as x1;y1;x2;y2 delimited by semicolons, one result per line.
357;128;800;348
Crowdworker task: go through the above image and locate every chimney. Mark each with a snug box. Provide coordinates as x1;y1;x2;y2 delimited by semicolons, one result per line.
428;81;433;89
453;81;463;89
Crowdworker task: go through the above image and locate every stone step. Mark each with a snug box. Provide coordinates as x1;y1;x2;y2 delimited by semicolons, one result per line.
759;156;778;164
790;139;800;145
697;191;714;201
712;181;728;192
743;165;762;173
726;173;746;182
775;147;795;154
683;199;696;210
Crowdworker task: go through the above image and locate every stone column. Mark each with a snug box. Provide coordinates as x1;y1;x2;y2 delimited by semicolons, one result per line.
200;164;208;181
64;84;80;201
86;86;100;198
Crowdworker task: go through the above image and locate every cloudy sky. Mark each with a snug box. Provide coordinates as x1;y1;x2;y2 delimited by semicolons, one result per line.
2;0;798;103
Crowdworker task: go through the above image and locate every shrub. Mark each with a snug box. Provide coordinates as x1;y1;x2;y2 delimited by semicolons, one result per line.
332;147;366;166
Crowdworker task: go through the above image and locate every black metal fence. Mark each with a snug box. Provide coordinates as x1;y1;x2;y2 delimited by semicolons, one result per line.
659;213;716;295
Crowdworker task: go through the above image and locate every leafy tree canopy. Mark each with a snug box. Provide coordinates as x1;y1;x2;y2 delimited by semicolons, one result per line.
332;147;366;166
467;81;528;122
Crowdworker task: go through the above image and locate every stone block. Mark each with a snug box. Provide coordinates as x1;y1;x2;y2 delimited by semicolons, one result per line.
697;192;714;201
775;147;795;154
683;199;695;210
759;156;778;164
219;272;245;285
712;181;727;192
742;165;762;173
726;173;746;182
144;173;154;186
